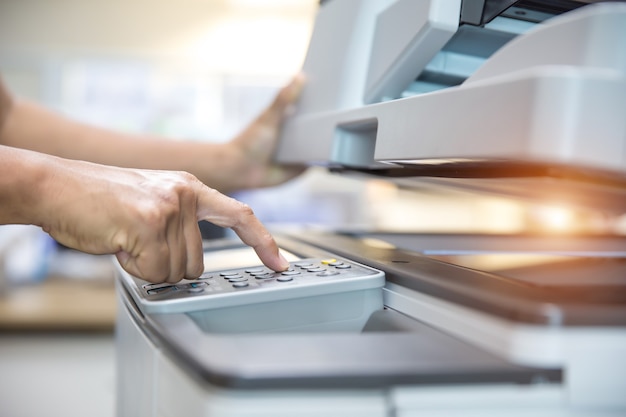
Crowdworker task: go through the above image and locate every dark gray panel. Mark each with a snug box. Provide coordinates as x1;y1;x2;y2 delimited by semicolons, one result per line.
145;308;561;389
289;232;626;326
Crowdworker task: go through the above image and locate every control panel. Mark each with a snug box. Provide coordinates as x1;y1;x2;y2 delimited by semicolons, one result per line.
119;254;385;314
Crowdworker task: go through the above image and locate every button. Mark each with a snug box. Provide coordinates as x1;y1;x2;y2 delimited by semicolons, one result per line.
254;274;274;280
198;273;213;279
281;270;301;276
335;264;352;269
221;273;243;278
250;271;272;277
294;262;314;268
306;267;325;273
277;276;294;282
232;282;249;288
190;282;207;288
245;268;265;273
143;283;167;290
317;271;339;277
227;277;248;282
187;287;205;293
321;258;337;265
147;285;176;295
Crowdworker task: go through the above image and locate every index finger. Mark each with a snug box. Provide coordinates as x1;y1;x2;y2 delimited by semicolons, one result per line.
196;186;289;272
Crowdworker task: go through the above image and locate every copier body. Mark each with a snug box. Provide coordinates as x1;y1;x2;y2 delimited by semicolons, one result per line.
116;1;626;416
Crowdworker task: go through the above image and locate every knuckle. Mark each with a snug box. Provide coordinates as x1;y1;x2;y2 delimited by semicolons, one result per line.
177;170;198;183
237;201;255;217
138;190;187;227
232;202;255;227
139;202;171;228
171;171;199;190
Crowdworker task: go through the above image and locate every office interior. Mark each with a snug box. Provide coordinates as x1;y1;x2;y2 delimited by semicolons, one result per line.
1;1;625;417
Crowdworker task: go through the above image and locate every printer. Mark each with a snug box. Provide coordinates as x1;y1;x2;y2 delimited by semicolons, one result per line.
116;1;626;416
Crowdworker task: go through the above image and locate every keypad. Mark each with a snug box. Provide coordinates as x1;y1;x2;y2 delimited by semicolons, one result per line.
141;258;357;300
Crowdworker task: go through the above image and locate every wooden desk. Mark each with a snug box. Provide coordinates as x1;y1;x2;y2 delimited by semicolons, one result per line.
0;277;116;332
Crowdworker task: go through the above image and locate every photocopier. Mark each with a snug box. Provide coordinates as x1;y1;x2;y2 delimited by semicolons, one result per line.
115;1;626;416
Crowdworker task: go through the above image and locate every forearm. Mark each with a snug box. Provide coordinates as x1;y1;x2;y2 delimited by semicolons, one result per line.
0;74;304;195
0;98;247;192
0;145;54;226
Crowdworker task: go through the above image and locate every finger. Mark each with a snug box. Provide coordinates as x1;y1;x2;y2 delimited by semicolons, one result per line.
259;73;306;126
115;208;203;283
162;209;185;283
196;187;289;271
182;213;204;279
231;220;288;272
116;240;172;284
163;180;205;282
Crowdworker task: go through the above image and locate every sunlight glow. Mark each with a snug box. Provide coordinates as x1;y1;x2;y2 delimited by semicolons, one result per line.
535;205;576;232
186;16;313;76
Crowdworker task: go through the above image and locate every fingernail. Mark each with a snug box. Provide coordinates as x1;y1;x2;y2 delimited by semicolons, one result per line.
278;253;290;271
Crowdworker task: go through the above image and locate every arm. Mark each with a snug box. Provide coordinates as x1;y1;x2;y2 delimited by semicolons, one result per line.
0;77;293;283
0;144;289;283
0;74;305;193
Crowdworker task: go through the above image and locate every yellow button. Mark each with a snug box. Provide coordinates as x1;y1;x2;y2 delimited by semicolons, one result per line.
321;258;337;265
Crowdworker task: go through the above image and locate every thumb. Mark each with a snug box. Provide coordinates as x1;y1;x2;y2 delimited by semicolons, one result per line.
259;72;306;125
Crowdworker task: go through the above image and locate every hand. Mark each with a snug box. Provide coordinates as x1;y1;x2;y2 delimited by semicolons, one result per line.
0;74;308;195
38;159;289;283
227;73;307;190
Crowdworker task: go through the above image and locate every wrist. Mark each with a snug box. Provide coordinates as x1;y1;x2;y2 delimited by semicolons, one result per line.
0;146;55;227
189;141;250;192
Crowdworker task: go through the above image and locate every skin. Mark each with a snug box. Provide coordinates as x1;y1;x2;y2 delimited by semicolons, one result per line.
0;74;306;283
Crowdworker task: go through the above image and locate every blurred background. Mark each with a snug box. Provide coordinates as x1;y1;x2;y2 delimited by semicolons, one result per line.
0;1;318;416
1;0;625;416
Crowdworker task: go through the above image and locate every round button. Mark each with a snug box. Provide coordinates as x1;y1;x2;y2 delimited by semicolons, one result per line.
335;264;352;269
250;271;272;277
232;282;249;288
255;274;273;280
281;270;301;276
227;277;248;282
221;272;242;278
277;276;294;282
187;287;205;293
317;271;339;277
223;276;244;281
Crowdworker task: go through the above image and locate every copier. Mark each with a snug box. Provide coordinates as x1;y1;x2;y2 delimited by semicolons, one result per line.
116;1;626;416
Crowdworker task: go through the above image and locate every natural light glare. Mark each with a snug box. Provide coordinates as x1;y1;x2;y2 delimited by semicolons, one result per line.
186;16;312;76
535;205;576;232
